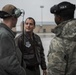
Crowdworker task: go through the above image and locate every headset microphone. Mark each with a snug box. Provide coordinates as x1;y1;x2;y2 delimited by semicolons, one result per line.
21;9;25;17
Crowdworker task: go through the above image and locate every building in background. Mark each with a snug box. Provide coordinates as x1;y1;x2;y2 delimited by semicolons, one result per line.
34;22;56;33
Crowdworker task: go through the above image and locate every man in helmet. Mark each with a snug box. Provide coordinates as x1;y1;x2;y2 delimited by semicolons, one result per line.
47;1;76;75
0;4;26;75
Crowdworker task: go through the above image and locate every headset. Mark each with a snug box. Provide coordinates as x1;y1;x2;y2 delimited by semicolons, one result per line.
0;8;22;18
50;2;75;14
11;8;22;18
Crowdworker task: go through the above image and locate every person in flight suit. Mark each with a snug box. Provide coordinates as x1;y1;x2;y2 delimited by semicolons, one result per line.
15;17;47;75
47;1;76;75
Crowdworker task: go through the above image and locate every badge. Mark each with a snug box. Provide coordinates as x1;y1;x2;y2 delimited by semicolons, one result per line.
25;41;31;48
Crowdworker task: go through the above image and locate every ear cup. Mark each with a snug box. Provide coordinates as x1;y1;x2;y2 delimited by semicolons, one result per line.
12;8;22;18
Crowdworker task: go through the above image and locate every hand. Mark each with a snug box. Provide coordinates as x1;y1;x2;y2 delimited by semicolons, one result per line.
43;70;47;75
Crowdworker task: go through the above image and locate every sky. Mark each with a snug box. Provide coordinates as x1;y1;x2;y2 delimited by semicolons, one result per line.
0;0;76;25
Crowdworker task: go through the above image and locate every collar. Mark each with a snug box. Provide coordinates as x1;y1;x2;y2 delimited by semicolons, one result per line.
0;23;15;38
24;31;34;40
52;19;73;37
